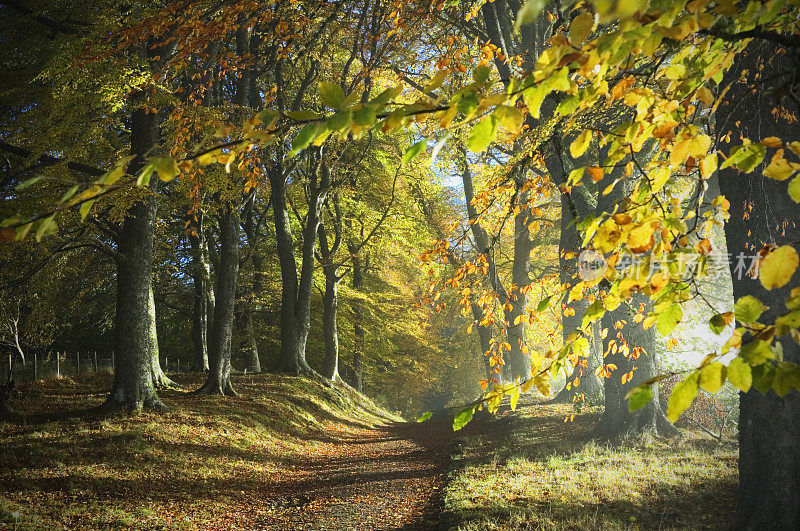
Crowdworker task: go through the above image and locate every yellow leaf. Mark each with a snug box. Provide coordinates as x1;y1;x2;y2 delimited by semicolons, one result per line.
789;176;800;203
493;105;523;131
760;245;799;290
763;157;799;181
520;378;535;393
570;130;592;159
699;153;718;179
534;373;551;397
667;373;699;423
569;11;594;44
700;362;726;393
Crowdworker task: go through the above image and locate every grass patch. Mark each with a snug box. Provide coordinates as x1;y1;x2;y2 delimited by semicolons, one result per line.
443;401;737;530
0;372;400;529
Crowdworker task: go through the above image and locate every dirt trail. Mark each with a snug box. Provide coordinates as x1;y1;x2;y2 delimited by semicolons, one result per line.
224;417;458;530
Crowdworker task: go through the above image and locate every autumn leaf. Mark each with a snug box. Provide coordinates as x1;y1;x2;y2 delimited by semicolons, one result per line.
759;245;799;290
667;372;699;423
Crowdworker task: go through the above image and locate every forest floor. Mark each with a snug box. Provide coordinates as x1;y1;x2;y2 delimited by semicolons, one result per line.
0;374;738;530
0;372;458;529
442;397;739;530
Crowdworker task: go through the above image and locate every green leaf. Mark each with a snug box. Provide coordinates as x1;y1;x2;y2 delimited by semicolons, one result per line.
290;123;324;155
557;95;580;116
582;300;606;328
353;104;377;126
720;143;766;173
80;199;97;221
466;116;498;152
371;85;403;104
537;295;553;313
15;176;44;190
457;93;479;117
327;110;353;131
416;411;433;422
751;363;776;394
34;215;57;242
740;340;775;366
709;313;728;334
286;110;322;121
699;362;727;393
453;405;476;431
136;163;155;187
515;0;546;32
656;304;683;336
402;140;427;164
667;372;700;423
626;385;653;412
772;362;800;396
775;311;800;336
61;185;79;202
727;357;752;392
734;295;767;323
318;81;345;109
473;65;490;84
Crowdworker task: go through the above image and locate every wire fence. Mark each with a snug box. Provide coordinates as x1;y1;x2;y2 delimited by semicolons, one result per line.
2;351;187;384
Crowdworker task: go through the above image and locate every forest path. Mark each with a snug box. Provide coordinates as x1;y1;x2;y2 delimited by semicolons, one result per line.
225;416;457;530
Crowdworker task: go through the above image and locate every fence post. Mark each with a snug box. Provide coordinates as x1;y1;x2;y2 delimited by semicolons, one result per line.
56;351;60;377
33;350;38;381
94;351;98;373
76;351;80;375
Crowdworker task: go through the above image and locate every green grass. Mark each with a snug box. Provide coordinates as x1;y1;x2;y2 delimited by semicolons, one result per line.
0;372;400;529
443;402;737;530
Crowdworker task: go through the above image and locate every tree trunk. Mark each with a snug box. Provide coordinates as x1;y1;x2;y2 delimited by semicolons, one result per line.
240;194;263;373
717;41;800;529
322;267;341;381
240;307;260;373
591;293;678;439
552;195;603;404
149;286;175;388
103;106;166;413
271;155;328;377
195;206;240;395
189;223;211;371
351;251;366;392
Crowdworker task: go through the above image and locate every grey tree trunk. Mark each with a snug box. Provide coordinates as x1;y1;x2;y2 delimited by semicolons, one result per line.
459;157;530;384
240;195;263;373
103;105;166;413
189;225;211;372
322;269;340;381
350;251;366;392
149;286;175;388
240;307;260;373
551;195;603;404
195;206;240;395
271;154;328;376
717;41;800;529
591;293;679;439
